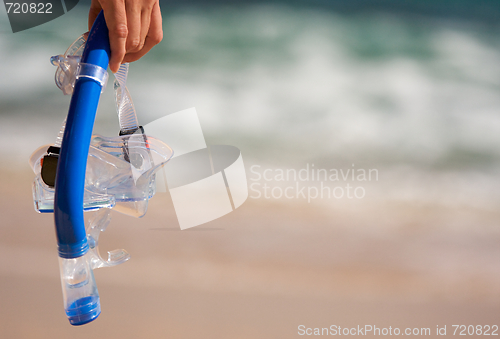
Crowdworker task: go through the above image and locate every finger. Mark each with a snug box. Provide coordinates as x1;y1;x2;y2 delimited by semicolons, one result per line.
122;1;162;63
88;0;102;30
125;0;142;53
138;4;152;51
101;0;128;73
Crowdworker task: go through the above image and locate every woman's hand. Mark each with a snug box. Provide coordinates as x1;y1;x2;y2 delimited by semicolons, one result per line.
88;0;163;73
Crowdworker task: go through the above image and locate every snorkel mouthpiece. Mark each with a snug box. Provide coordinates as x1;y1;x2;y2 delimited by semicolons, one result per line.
54;11;110;325
59;255;100;325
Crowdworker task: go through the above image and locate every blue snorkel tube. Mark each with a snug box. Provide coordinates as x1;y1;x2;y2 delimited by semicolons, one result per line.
54;11;109;325
27;9;173;325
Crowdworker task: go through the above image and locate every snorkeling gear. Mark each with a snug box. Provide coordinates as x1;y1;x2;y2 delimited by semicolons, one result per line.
29;12;173;325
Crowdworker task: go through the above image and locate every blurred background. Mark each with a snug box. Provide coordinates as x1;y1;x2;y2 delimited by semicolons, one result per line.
1;0;500;338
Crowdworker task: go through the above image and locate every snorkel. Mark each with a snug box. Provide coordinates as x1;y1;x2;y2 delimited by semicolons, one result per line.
28;11;173;325
53;11;109;325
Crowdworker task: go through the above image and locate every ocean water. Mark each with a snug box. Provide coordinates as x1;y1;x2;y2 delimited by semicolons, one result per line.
1;3;500;209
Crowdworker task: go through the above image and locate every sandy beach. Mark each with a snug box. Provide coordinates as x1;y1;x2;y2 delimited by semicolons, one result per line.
1;168;499;338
